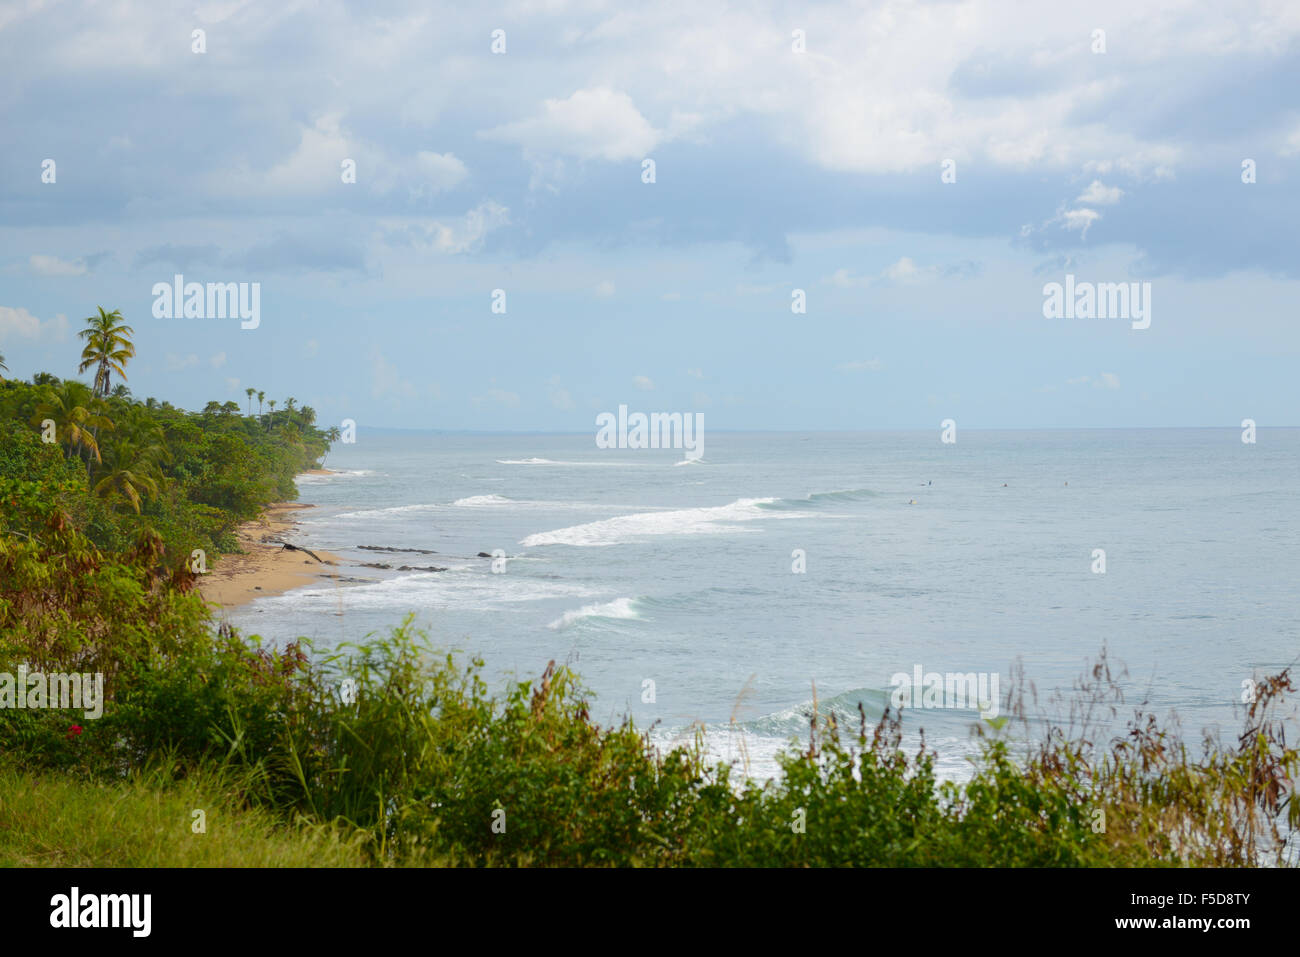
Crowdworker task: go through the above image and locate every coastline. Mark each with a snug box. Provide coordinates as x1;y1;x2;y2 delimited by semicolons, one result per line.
199;470;343;610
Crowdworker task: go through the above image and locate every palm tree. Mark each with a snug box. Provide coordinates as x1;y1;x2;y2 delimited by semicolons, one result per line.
257;390;265;419
78;307;135;399
0;352;7;381
32;380;113;467
321;425;341;466
299;405;316;426
93;436;164;513
285;397;297;424
245;387;255;417
267;399;277;430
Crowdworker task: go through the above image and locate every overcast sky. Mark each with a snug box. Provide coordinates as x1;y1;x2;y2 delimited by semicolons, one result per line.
2;0;1298;430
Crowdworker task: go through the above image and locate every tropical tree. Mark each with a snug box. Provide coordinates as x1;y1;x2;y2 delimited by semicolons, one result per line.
78;307;135;399
267;399;277;430
92;437;164;513
299;405;316;426
32;380;113;466
245;387;255;416
0;352;7;380
257;390;265;418
91;407;168;513
321;425;341;466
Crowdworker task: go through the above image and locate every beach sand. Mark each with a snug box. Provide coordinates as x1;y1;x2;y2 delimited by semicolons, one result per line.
200;497;343;611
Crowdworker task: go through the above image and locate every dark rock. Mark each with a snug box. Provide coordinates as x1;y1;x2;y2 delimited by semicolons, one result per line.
357;545;438;554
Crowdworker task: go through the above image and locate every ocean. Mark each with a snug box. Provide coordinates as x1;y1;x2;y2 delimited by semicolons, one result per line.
221;428;1300;782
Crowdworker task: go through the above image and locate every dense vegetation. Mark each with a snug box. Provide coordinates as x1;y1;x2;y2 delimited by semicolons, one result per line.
1;312;1297;867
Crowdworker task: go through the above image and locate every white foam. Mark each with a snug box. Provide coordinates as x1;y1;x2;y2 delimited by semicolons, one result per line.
259;565;601;611
547;597;641;630
335;503;439;520
452;494;515;506
520;497;807;547
496;458;644;467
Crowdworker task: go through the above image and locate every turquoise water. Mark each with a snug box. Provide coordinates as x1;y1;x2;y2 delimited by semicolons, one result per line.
222;428;1300;780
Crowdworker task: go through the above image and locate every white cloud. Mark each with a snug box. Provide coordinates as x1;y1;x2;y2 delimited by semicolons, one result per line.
594;279;616;297
633;375;654;391
1282;124;1300;157
383;201;510;254
837;358;884;372
303;338;320;358
829;268;873;288
1066;373;1121;390
414;151;469;192
210;351;227;369
0;306;68;342
1076;180;1123;205
166;353;200;372
1059;207;1101;238
548;377;575;411
475;387;521;407
225;376;241;392
370;348;417;402
30;254;86;276
883;257;922;282
481;88;660;161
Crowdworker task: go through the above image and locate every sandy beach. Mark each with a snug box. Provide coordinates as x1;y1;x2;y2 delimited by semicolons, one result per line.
200;482;343;610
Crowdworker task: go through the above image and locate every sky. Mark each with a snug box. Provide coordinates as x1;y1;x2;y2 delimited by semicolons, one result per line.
1;0;1298;431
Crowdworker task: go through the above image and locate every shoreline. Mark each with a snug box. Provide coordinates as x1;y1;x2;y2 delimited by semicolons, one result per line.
199;471;344;611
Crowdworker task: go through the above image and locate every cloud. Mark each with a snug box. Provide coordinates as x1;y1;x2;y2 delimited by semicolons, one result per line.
1075;180;1123;206
229;232;367;274
829;268;873;288
166;353;200;371
474;387;521;407
133;243;223;271
547;376;576;410
210;352;227;369
837;358;884;372
29;254;86;276
481;88;660;161
1066;373;1121;390
225;376;241;392
593;280;615;297
303;338;320;358
370;348;417;402
633;375;654;391
381;201;510;254
1058;207;1101;239
883;257;922;282
686;368;703;379
0;306;68;343
414;151;468;192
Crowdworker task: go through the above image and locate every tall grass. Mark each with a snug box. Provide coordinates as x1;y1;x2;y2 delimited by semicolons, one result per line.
3;614;1296;867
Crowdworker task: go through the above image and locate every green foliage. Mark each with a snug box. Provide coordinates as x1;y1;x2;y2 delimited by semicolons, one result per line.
0;758;367;867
